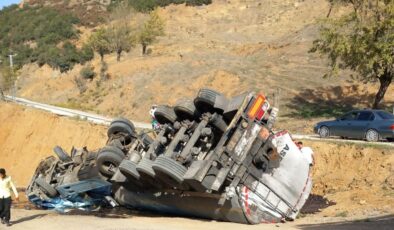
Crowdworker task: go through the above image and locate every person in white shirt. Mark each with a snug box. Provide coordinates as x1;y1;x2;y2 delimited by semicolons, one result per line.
297;142;315;167
0;168;18;227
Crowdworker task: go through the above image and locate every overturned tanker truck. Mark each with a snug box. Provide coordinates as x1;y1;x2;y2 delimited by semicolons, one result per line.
26;88;312;224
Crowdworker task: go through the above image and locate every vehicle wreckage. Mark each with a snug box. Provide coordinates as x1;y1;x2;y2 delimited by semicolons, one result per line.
26;88;312;224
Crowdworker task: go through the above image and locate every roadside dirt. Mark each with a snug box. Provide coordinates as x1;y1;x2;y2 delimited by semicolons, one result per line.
306;141;394;217
0;102;107;186
0;103;393;224
7;209;394;230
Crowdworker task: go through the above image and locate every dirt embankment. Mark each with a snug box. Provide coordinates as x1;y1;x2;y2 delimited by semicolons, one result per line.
307;141;394;217
0;103;393;218
0;102;107;186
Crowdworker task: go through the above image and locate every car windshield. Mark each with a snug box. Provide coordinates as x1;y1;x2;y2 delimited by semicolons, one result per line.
376;111;394;120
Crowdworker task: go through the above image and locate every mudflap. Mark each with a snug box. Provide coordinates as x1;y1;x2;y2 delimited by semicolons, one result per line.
113;185;250;224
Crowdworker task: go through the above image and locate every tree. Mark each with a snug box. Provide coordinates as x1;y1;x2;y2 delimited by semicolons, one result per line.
108;24;135;61
311;0;394;109
87;28;111;62
138;10;165;55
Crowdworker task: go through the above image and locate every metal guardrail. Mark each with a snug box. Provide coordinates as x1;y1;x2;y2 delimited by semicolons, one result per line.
3;95;393;147
3;95;152;129
292;134;394;147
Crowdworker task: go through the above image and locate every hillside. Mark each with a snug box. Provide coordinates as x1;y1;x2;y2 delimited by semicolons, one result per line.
21;0;111;25
7;0;394;132
0;102;107;186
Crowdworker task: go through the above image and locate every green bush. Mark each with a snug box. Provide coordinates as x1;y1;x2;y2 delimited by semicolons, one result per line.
186;0;212;6
109;0;211;12
0;5;92;72
80;65;96;80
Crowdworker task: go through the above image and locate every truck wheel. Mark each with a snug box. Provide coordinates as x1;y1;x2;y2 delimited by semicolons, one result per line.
119;160;140;180
318;126;330;138
136;158;162;188
174;99;197;121
140;133;154;148
97;146;125;177
154;105;177;125
137;158;156;178
210;114;228;133
366;129;380;142
194;88;225;113
107;118;135;137
53;146;72;162
152;155;187;187
35;177;58;198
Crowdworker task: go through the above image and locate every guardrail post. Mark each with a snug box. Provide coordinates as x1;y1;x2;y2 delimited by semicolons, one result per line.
0;89;4;101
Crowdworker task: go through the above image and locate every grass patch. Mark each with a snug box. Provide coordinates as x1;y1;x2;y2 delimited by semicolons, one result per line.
53;99;94;111
335;211;348;217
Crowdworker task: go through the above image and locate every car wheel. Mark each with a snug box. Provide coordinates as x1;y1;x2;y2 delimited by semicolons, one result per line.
318;126;330;138
97;146;125;177
35;177;58;198
365;129;380;142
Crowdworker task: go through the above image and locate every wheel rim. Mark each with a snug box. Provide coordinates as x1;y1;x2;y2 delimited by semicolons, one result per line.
103;162;117;174
319;127;329;137
366;130;378;141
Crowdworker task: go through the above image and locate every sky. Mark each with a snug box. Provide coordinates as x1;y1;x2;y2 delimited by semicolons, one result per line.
0;0;21;10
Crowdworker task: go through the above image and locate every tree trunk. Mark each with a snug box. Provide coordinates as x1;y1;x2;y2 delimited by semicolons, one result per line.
0;88;4;101
326;4;333;18
372;73;392;109
100;53;104;62
142;44;147;55
117;50;121;62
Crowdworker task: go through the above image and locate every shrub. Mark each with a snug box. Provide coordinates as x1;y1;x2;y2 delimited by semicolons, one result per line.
109;0;212;13
80;65;96;80
0;5;92;72
186;0;212;6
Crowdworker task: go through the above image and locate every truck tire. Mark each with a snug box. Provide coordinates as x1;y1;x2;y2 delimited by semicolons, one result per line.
53;146;72;162
119;160;140;180
210;114;228;133
152;155;187;187
194;88;225;113
136;158;162;188
136;158;156;178
174;99;197;121
35;177;58;198
140;133;154;148
107;118;135;137
97;146;125;177
154;105;177;125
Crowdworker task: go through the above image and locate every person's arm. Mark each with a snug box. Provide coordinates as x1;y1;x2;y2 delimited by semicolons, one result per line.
9;179;19;200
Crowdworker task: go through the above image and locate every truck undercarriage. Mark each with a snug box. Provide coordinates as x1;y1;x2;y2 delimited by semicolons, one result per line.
26;88;312;224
